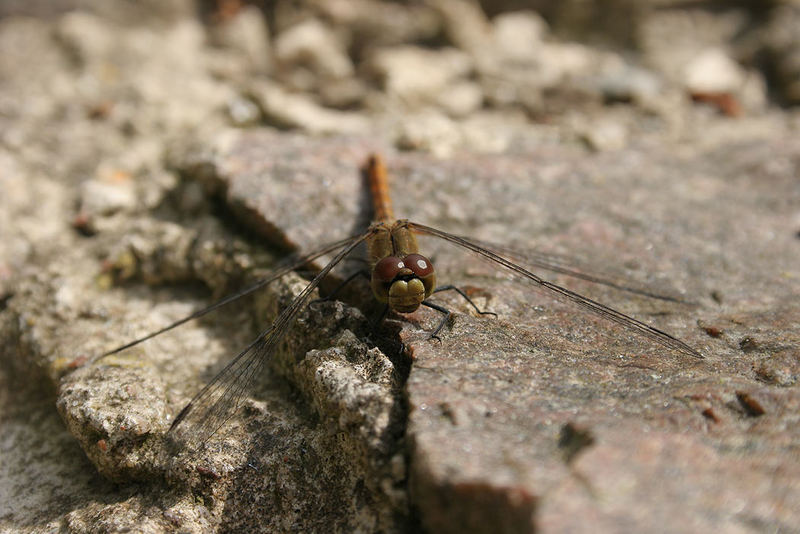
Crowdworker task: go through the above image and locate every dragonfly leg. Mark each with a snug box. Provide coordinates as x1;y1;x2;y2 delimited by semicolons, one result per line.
308;269;369;309
433;284;497;317
420;300;452;341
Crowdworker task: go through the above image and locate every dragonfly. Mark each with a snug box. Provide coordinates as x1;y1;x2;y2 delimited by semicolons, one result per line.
96;153;701;450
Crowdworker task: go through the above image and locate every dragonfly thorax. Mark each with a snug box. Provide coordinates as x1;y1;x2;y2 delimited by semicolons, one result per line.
371;253;436;313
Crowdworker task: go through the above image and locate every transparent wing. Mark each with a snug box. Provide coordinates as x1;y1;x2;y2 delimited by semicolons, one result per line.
408;222;701;358
89;234;364;365
463;236;694;304
167;231;372;450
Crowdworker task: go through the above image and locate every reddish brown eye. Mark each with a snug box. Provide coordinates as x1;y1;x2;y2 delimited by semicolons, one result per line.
375;256;404;282
403;254;434;277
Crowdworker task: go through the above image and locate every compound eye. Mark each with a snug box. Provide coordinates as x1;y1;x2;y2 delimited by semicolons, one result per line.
375;256;404;282
403;254;434;277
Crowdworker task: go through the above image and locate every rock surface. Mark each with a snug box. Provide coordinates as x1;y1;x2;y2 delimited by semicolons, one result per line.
1;1;799;533
184;130;800;533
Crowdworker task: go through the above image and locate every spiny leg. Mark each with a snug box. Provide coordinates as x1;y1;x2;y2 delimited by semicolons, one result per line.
420;301;452;341
420;285;497;340
433;284;497;317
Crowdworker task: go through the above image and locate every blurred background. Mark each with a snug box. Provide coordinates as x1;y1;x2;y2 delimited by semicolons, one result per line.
1;0;797;163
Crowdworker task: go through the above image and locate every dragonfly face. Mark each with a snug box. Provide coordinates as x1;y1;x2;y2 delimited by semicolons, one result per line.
372;253;436;313
367;220;436;313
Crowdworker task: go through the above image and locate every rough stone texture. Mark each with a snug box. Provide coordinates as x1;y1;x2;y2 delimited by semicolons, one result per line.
187;130;800;533
1;1;800;533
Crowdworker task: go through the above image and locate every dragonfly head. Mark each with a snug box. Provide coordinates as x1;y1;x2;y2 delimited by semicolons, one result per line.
371;254;436;313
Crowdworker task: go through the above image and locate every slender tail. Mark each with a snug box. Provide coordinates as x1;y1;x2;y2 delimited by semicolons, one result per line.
364;154;394;224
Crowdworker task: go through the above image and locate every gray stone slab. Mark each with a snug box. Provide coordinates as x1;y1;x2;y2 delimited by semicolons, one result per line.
180;130;800;533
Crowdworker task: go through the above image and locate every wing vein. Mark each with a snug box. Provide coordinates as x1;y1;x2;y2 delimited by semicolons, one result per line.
409;222;701;358
465;237;695;304
91;234;363;364
167;231;372;449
